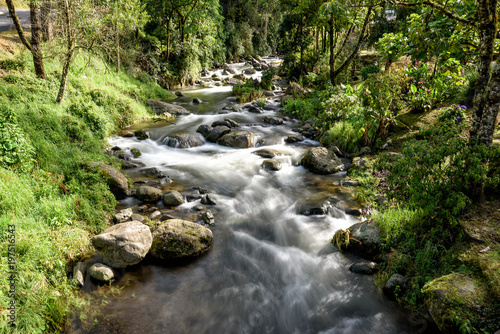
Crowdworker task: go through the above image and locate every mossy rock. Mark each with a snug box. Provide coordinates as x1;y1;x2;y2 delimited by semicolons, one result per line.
422;273;488;333
150;219;213;260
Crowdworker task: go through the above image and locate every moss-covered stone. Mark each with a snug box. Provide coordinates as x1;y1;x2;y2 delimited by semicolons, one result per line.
422;273;488;333
150;219;213;260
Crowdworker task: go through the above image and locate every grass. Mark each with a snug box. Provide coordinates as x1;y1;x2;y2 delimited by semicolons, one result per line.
0;33;173;332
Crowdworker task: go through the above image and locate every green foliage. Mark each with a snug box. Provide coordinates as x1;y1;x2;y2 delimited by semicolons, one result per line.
376;33;406;63
0;57;26;71
360;65;381;80
0;106;34;172
282;95;321;122
320;84;363;125
439;104;468;124
320;120;363;154
375;123;499;224
232;81;265;102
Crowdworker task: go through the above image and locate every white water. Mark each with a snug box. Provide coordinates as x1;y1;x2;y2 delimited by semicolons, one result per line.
78;65;419;334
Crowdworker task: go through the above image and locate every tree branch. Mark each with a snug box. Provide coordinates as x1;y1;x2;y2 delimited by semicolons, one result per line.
391;0;474;27
5;0;32;52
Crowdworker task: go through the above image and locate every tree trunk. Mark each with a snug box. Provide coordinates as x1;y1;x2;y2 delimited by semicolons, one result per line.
56;0;73;104
30;2;46;79
331;8;372;85
5;0;32;51
470;0;497;140
329;14;335;85
40;0;53;42
476;62;500;146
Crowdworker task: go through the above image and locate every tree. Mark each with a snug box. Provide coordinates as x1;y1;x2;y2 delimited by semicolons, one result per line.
6;0;46;79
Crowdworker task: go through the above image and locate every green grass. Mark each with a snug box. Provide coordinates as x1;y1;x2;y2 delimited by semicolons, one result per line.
0;41;173;332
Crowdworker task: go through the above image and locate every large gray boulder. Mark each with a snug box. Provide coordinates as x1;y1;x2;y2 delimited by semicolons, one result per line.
91;162;129;199
301;147;345;174
345;221;383;260
89;263;115;282
163;133;205;148
150;219;213;260
163;190;185;206
136;186;163;203
92;221;153;268
217;131;256;148
147;100;190;116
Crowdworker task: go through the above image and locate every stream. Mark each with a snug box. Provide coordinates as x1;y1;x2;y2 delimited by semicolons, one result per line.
72;60;428;334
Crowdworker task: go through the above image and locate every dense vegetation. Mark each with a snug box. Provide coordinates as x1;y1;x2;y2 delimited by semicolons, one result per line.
1;0;499;332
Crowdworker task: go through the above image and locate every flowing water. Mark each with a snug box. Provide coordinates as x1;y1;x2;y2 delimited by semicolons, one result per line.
73;61;430;334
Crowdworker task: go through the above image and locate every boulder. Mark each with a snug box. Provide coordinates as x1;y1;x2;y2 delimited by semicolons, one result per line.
150;219;213;260
263;116;284;125
163;190;185;206
193;98;202;104
422;274;488;333
285;134;304;143
349;261;379;275
89;263;115;282
147;100;190;116
211;120;233;128
224;118;240;127
136;186;163;203
91;221;153;268
244;68;257;75
202;210;215;225
130;148;141;158
134;129;149;140
163;133;205;148
91;162;129;200
301;147;345;174
201;194;218;206
252;148;286;159
262;159;282;171
383;274;409;301
131;213;145;223
218;131;256;148
73;262;86;287
345;221;383;260
206;126;231;143
196;124;213;138
150;210;162;220
248;106;263;113
120;130;134;137
113;208;133;224
175;91;184;97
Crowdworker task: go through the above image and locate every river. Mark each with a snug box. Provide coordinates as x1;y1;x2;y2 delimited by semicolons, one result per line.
70;60;430;334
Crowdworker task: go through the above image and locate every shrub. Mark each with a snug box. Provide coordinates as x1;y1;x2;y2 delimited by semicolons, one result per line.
233;82;264;102
0;106;34;172
439;104;468;124
361;65;380;80
375;123;499;224
320;120;363;154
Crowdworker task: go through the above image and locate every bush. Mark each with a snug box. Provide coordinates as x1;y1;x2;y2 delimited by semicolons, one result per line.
0;106;34;172
320;120;363;154
233;81;264;102
439;104;468;124
361;65;380;80
375;123;499;224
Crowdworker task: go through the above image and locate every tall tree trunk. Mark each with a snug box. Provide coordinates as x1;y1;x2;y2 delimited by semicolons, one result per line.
30;1;46;79
470;0;498;141
315;26;319;61
331;8;372;85
476;61;500;146
6;0;46;79
40;0;53;42
329;14;335;85
56;0;73;104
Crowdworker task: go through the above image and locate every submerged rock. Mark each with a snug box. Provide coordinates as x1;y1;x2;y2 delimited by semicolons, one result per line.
193;98;202;104
89;263;115;282
252;148;287;159
262;159;282;171
301;147;345;174
285;134;304;143
201;194;218;206
263;116;284;125
92;221;153;268
91;162;129;200
134;129;149;140
202;210;215;225
150;219;213;260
